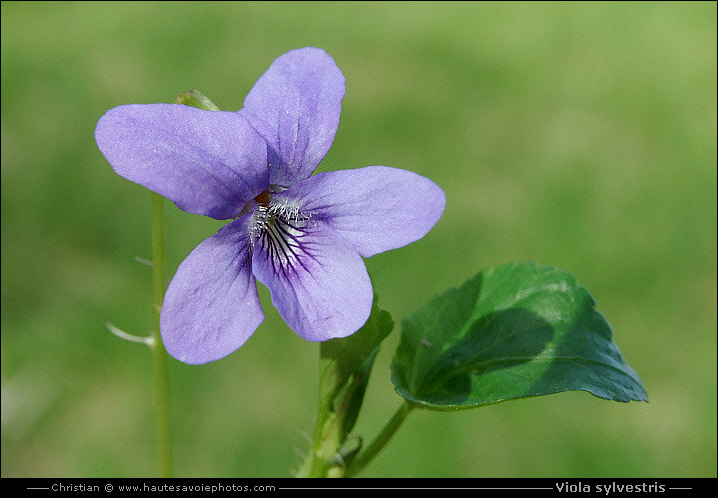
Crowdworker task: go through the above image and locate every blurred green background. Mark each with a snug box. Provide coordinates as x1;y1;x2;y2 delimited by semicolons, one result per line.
2;1;715;478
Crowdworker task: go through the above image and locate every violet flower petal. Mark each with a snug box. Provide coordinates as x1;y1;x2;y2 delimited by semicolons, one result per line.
250;220;372;342
160;218;264;364
95;104;268;220
282;166;446;257
239;48;345;187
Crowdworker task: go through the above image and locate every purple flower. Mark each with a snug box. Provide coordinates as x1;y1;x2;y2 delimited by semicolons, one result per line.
95;48;445;364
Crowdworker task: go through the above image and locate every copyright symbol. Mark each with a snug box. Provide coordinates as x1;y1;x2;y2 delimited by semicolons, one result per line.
105;484;113;492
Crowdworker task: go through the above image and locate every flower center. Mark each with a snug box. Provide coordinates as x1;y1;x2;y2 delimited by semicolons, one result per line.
248;190;312;274
254;189;271;208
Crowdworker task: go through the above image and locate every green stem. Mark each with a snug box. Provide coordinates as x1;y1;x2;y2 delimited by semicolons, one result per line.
344;401;414;478
141;89;217;478
295;374;342;477
150;192;173;478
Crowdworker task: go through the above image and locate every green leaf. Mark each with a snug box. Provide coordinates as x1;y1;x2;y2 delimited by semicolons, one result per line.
321;298;393;436
391;262;648;410
321;297;394;390
299;296;393;478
